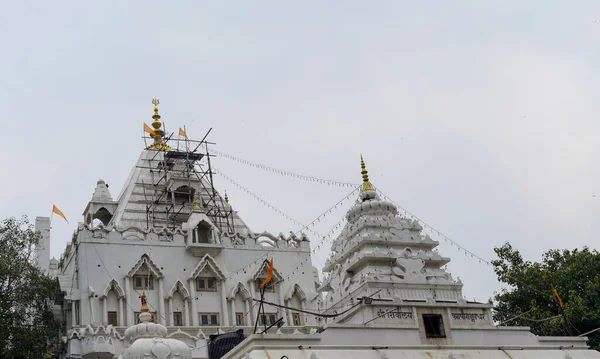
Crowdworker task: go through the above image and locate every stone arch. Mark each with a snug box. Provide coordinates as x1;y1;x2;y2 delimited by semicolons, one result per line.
228;282;251;301
127;253;164;279
190;253;226;280
167;280;191;300
285;283;307;302
94;207;112;226
251;260;284;283
101;278;125;298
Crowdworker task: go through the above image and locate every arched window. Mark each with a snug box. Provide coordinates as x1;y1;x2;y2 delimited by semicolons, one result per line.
93;207;112;226
192;220;212;244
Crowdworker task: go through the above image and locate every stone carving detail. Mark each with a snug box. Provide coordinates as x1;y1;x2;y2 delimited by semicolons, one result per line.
322;187;462;307
158;228;174;242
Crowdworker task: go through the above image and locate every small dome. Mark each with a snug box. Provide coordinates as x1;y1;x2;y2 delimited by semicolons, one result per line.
122;337;192;359
121;293;192;359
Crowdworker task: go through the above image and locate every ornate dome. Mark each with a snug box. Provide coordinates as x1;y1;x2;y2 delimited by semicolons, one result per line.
120;292;192;359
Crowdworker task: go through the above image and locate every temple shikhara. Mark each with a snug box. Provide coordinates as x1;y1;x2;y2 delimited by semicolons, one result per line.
36;101;600;359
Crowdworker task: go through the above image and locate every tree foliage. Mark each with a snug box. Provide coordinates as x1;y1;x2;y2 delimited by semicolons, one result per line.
0;216;61;358
492;242;600;350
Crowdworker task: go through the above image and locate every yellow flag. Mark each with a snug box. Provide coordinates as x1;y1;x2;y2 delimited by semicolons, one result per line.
551;285;563;308
260;257;274;288
179;127;188;140
52;205;69;224
144;123;156;136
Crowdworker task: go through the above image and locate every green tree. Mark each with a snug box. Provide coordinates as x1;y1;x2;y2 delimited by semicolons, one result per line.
492;242;600;350
0;216;61;358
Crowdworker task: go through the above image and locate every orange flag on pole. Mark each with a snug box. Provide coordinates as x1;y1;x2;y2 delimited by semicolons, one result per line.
551;285;563;308
52;205;69;224
144;123;156;136
260;257;274;288
179;127;189;140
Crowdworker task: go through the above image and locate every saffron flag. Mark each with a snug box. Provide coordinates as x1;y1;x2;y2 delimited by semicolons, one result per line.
551;285;563;308
144;123;156;136
179;127;189;140
260;257;274;288
52;205;69;224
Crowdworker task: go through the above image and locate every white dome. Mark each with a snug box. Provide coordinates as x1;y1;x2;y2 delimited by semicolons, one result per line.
121;337;192;359
121;294;192;359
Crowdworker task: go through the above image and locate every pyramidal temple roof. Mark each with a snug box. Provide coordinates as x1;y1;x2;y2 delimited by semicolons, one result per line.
92;100;251;234
321;156;462;307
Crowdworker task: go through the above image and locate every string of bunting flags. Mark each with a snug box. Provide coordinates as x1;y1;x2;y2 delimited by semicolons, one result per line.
211;149;358;188
214;167;360;280
219;196;353;282
214;168;358;242
373;186;491;266
214;150;492;268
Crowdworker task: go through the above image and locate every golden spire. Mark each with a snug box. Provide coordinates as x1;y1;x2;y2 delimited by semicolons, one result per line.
224;191;229;204
140;290;149;312
148;98;171;151
360;155;375;191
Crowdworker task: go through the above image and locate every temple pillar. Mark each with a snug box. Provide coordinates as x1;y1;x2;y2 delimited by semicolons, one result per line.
248;282;256;323
231;299;236;325
102;298;108;325
71;301;77;327
221;281;229;326
124;277;133;326
168;297;174;326
286;299;292;326
89;294;96;325
184;299;190;326
244;300;251;326
189;279;198;326
118;297;124;326
158;278;165;325
278;282;285;321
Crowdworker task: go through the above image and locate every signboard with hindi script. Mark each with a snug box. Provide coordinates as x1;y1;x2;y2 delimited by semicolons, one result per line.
373;307;415;324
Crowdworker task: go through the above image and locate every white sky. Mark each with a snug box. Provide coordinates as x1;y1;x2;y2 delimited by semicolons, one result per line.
2;1;600;302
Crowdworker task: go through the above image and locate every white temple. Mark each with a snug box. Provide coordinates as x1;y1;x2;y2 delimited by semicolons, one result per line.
37;101;600;359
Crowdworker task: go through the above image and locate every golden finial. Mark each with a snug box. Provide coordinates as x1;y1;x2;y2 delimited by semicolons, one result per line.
224;191;229;204
360;155;375;191
148;98;171;151
140;290;149;312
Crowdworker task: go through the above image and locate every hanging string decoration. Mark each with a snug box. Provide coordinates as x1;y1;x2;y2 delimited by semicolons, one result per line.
374;185;491;266
211;149;358;188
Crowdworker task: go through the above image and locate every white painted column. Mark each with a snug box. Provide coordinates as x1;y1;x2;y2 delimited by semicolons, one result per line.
286;299;292;326
277;283;285;321
118;298;124;326
189;279;198;326
244;300;250;326
158;278;165;325
124;277;133;326
71;301;77;327
300;300;306;325
89;295;96;325
220;281;229;326
231;300;236;326
184;299;190;326
248;282;256;323
168;297;173;326
102;298;108;325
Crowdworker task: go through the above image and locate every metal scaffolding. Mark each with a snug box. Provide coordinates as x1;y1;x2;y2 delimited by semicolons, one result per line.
137;128;235;233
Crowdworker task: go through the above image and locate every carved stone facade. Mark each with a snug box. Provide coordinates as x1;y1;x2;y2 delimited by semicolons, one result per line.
41;146;320;359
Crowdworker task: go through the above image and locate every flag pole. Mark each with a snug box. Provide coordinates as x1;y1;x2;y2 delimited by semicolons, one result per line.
184;125;189;152
50;207;54;230
253;259;270;334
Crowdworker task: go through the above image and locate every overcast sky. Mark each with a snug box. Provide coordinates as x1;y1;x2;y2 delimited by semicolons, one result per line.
2;1;600;302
